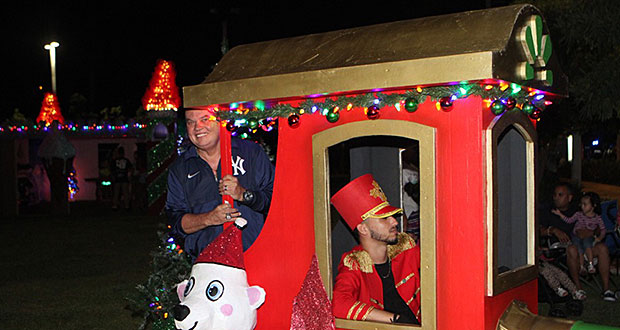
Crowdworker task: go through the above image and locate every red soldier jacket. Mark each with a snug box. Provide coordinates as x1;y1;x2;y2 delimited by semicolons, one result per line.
332;233;421;323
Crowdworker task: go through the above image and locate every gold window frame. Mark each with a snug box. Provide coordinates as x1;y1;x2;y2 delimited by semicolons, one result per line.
312;119;436;330
485;110;538;296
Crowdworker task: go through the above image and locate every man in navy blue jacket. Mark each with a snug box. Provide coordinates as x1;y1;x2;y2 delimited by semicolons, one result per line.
165;109;275;261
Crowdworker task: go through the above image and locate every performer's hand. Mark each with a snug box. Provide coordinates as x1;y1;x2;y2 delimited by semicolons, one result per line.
393;312;416;324
206;203;241;225
219;175;246;201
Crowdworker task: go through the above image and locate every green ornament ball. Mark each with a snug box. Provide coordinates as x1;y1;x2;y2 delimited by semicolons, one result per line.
326;111;340;123
248;119;259;129
490;100;506;115
522;103;535;115
404;98;419;112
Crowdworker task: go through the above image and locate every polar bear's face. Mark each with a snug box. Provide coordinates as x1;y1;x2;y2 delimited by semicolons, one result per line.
173;263;265;330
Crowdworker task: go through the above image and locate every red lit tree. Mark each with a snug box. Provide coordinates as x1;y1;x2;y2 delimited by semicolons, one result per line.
37;92;65;125
142;59;181;111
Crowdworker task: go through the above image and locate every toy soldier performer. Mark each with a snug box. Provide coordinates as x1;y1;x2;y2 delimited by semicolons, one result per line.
331;174;421;325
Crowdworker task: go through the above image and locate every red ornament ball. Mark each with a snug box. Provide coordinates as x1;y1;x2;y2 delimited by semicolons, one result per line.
505;97;516;110
439;96;454;111
288;114;301;128
529;107;542;120
366;105;380;120
225;122;236;132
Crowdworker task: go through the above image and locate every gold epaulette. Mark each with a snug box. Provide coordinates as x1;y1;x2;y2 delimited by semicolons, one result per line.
343;250;374;273
342;233;415;273
388;233;415;259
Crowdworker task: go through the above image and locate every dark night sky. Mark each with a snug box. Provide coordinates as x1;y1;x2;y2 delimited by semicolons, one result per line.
4;0;507;121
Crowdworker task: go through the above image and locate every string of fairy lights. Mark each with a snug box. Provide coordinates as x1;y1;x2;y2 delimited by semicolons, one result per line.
216;81;551;133
0;122;148;134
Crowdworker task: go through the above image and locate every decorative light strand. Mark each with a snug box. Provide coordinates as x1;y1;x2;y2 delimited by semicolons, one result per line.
218;81;550;127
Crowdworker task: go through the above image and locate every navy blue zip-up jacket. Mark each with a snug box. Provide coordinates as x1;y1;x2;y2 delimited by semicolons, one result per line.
165;138;275;261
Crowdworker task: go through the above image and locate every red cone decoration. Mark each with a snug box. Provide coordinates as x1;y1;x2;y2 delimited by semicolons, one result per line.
289;254;335;330
36;93;64;125
142;59;182;111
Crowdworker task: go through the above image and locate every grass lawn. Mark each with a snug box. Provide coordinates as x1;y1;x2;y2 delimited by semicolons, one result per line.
0;202;161;330
538;272;620;327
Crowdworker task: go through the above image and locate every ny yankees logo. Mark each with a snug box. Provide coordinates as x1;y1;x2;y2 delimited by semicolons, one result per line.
232;156;246;175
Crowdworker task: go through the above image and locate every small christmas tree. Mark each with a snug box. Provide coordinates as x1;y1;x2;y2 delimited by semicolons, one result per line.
142;59;181;112
127;225;192;330
37;92;65;125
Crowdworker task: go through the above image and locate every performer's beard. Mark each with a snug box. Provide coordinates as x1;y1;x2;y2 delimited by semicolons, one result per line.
370;227;398;245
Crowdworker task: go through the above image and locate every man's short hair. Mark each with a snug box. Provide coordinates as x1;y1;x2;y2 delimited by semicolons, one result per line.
554;182;574;196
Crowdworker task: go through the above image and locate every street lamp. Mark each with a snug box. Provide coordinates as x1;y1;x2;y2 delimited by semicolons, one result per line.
44;41;60;94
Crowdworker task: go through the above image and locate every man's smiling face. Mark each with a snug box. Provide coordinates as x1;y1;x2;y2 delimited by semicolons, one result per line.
185;109;220;152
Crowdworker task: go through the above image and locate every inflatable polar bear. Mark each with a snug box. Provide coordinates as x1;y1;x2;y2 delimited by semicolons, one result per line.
173;218;266;330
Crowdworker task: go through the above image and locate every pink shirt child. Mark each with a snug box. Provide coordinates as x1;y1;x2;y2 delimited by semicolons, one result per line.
563;211;606;238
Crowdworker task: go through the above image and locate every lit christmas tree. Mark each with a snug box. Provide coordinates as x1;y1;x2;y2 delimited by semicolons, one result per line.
37;92;65;125
142;59;181;111
127;226;192;330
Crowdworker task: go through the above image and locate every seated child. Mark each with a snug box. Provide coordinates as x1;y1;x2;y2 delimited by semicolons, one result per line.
553;192;606;274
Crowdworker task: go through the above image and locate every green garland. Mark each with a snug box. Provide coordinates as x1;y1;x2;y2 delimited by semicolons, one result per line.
217;83;547;123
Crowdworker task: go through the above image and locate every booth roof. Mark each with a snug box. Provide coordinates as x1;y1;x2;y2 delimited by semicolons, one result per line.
184;4;567;108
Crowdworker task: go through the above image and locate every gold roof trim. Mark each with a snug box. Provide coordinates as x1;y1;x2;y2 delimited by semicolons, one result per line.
184;4;567;108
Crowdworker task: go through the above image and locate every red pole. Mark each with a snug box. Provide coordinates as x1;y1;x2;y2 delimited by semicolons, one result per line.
220;123;233;228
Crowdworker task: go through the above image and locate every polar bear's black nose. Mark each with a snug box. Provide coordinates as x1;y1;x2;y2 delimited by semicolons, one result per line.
172;304;190;321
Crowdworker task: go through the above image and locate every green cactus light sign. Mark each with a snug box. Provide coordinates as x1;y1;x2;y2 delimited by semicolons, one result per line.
517;15;553;86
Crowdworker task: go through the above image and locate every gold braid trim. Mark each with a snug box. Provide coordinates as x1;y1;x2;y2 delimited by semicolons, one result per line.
361;202;389;220
370;298;384;309
343;233;415;273
361;202;403;220
395;272;416;288
406;287;421;305
347;301;361;319
362;306;375;321
353;303;366;320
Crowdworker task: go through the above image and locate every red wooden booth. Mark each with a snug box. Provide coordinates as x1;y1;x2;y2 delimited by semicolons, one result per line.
183;5;567;330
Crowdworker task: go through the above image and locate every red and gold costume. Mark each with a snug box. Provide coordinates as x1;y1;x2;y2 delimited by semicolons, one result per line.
332;232;421;322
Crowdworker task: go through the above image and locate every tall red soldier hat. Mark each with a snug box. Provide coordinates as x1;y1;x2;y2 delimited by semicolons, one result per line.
330;174;402;230
194;218;247;269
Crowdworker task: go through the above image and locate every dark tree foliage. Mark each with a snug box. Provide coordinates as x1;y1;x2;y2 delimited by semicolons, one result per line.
517;0;620;136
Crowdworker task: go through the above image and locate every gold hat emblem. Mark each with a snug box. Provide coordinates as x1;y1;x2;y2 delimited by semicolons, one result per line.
369;181;387;201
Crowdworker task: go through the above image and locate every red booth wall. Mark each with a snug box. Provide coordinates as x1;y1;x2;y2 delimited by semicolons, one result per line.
244;95;537;330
